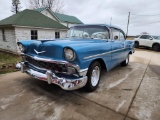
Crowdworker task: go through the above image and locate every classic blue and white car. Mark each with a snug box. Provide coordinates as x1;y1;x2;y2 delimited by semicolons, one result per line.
16;24;134;92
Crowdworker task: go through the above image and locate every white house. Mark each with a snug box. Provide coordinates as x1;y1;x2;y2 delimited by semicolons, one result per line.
34;7;83;28
0;9;68;53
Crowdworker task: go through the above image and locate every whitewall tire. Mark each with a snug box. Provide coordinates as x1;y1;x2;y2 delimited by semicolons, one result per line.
85;61;101;92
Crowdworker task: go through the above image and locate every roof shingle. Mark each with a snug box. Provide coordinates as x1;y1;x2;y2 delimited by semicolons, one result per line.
34;7;83;24
53;12;83;24
0;9;68;29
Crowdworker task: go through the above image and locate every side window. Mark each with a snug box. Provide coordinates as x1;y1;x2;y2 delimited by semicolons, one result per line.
82;32;89;38
2;29;6;42
140;35;147;39
119;31;125;40
146;35;152;40
112;28;120;40
55;32;60;39
31;30;38;40
72;28;84;38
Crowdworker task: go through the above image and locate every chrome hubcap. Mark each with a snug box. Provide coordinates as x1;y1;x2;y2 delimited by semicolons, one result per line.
91;66;100;87
154;45;158;50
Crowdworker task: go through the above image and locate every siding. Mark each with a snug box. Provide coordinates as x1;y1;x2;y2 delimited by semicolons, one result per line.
41;9;58;21
15;27;31;40
61;22;79;28
15;27;67;40
60;31;67;38
39;29;66;39
0;28;17;53
68;23;78;28
0;27;67;53
40;10;78;28
61;22;68;27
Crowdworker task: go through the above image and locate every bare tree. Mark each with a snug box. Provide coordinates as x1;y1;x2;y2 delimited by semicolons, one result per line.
28;0;64;13
11;0;22;14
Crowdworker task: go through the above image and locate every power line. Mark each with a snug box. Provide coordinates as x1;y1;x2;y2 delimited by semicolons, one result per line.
136;21;160;26
130;20;160;27
131;13;160;16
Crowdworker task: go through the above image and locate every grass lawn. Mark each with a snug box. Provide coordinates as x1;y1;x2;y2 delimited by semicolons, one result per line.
0;51;22;74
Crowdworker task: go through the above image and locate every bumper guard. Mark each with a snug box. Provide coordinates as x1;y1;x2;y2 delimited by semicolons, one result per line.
16;62;88;90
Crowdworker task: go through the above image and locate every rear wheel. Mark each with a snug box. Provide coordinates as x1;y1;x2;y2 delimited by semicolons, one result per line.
121;55;129;67
152;44;160;51
85;61;101;92
134;41;139;48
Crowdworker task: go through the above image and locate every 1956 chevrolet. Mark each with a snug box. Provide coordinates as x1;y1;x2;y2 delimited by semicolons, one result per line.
16;24;134;92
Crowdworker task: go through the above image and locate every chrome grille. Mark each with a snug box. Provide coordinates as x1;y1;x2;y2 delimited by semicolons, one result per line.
25;56;67;72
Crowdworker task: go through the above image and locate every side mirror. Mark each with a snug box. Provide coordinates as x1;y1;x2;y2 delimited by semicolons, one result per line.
149;38;153;40
114;36;118;40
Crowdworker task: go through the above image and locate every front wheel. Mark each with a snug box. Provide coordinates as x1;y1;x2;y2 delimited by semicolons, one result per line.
121;55;129;67
85;61;101;92
152;44;160;51
134;42;139;48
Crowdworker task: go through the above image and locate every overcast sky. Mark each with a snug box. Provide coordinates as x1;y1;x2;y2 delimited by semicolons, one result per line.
0;0;160;35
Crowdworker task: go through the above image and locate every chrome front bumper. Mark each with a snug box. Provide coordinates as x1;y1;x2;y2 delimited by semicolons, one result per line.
16;62;88;90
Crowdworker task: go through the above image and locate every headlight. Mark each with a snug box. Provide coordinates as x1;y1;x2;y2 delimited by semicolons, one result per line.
64;48;76;61
18;44;25;52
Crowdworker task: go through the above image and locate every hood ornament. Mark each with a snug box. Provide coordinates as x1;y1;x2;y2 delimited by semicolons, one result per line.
34;49;46;54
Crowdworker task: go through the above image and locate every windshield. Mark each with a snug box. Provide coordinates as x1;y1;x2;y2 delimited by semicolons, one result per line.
67;25;110;39
152;36;160;40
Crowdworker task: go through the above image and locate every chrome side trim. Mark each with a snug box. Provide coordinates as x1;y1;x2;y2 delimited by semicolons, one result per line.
84;48;126;60
111;48;126;52
84;51;112;60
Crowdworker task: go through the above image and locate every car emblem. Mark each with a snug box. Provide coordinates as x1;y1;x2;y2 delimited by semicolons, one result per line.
34;49;46;54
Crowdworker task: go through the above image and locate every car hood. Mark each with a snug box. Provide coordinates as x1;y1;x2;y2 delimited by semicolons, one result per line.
20;38;107;61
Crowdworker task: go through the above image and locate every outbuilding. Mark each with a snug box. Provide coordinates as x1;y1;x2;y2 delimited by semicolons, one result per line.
0;9;68;53
34;7;83;28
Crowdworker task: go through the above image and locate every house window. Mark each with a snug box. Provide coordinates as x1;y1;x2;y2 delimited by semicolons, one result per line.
2;29;6;42
31;30;38;40
55;32;60;39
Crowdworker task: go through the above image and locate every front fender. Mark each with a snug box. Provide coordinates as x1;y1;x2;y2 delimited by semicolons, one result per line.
68;42;112;70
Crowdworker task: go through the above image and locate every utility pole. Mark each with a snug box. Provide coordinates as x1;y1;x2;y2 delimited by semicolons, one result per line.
110;17;112;26
126;12;130;38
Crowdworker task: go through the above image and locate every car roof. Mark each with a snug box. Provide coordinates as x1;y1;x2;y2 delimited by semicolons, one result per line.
72;24;123;31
